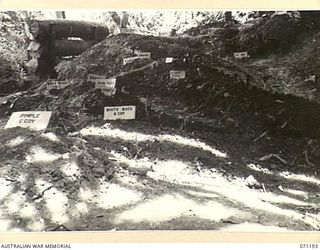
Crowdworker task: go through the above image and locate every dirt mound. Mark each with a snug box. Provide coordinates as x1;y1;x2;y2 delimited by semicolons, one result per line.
0;58;22;95
1;16;320;232
1;31;320;141
231;11;320;57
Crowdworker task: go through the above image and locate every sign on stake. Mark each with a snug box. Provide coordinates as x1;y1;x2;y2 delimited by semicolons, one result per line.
46;80;69;90
234;52;249;59
165;57;174;63
104;106;136;120
94;78;117;96
136;52;151;58
123;53;151;65
87;74;105;82
170;70;186;79
5;111;52;130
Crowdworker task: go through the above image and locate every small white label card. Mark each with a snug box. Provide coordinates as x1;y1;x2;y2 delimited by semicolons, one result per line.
104;106;136;120
234;52;249;59
46;80;69;90
170;70;186;79
94;78;117;96
136;52;151;59
165;57;174;63
5;111;52;130
87;74;105;82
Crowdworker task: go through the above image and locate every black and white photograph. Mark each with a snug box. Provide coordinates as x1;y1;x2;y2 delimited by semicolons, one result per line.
0;9;319;232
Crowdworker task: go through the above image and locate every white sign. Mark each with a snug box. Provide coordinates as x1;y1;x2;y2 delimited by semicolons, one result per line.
123;55;151;65
104;106;136;120
94;78;117;96
5;111;52;130
87;74;105;82
165;57;174;63
158;32;170;37
123;56;138;65
170;70;186;79
136;52;151;58
149;61;159;69
234;52;249;59
120;28;135;34
46;80;69;90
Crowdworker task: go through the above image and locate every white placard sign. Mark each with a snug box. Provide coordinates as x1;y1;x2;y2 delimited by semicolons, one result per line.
46;80;69;90
234;52;249;59
123;56;138;65
5;111;52;130
136;52;151;58
87;74;105;82
170;70;186;79
165;57;174;63
94;78;117;96
123;55;151;65
104;106;136;120
120;28;135;34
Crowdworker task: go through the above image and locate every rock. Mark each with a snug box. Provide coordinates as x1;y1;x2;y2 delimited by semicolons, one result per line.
221;217;241;224
245;175;261;188
93;167;105;177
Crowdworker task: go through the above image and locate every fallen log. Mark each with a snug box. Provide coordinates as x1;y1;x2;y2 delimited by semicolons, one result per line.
54;40;95;56
27;20;109;41
27;39;95;58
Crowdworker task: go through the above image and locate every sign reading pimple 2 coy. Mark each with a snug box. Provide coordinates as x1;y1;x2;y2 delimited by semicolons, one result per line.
5;111;52;130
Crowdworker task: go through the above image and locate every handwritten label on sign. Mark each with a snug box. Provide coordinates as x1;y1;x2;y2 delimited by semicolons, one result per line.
95;78;117;96
158;32;170;37
123;54;151;65
120;28;135;34
149;61;159;69
87;74;105;82
5;111;52;130
234;52;249;59
165;57;174;63
136;52;151;58
123;57;138;65
170;70;186;79
104;106;136;120
46;80;69;90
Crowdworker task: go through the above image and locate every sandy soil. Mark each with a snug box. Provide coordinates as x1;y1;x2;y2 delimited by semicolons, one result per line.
0;116;319;232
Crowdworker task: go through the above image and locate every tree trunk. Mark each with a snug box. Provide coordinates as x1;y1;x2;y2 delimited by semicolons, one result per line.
225;11;232;23
27;20;109;41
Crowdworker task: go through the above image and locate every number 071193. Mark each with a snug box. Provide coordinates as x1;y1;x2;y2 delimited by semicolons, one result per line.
300;244;319;249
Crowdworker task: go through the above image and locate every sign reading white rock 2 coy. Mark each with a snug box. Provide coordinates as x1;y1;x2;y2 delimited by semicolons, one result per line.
170;70;186;79
94;78;117;96
104;106;136;120
46;80;69;90
234;52;249;59
5;111;52;130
